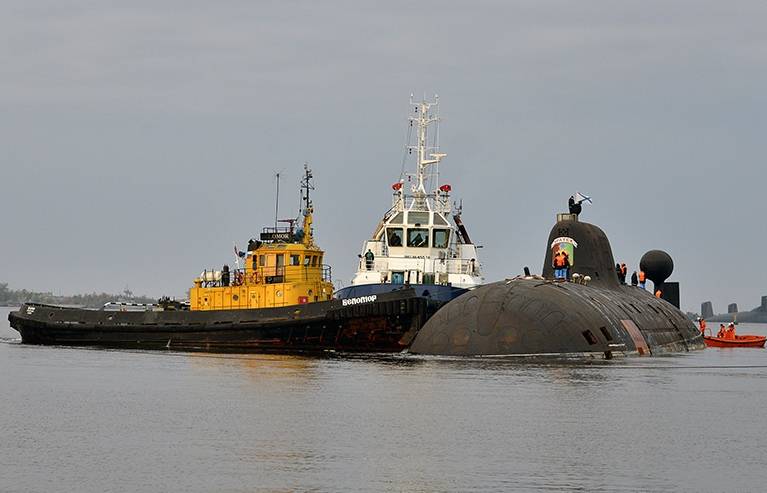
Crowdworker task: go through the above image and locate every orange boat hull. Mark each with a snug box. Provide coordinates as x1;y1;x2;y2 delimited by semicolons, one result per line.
704;335;766;348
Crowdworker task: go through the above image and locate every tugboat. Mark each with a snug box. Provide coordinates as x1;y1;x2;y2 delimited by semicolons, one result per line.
8;165;440;353
336;96;484;303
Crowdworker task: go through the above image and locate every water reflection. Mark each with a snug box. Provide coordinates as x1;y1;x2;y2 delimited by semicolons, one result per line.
1;307;766;492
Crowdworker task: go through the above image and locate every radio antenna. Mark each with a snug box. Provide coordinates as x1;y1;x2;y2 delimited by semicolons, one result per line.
274;172;281;229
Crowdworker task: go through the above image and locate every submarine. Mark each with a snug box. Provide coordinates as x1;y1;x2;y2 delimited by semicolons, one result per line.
409;211;704;357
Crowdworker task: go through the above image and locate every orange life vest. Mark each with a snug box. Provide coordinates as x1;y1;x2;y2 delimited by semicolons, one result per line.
554;254;565;268
620;264;627;275
639;271;646;282
655;290;662;298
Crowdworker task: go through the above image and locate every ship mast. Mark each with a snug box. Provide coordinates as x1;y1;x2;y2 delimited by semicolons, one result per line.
300;163;315;246
408;95;447;209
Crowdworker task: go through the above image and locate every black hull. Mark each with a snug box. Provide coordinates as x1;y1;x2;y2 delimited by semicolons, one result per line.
8;290;440;354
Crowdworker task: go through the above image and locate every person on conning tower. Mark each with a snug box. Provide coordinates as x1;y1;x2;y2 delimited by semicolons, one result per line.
568;192;592;217
568;195;582;216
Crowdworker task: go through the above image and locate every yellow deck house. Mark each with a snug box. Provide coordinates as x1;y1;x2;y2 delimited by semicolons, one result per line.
189;165;333;311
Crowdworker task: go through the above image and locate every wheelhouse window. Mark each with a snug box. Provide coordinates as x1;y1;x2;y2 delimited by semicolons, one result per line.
407;228;429;248
290;254;300;266
387;228;404;247
433;229;450;249
408;211;429;225
304;255;311;266
433;214;449;226
389;212;404;224
311;255;318;267
259;255;265;267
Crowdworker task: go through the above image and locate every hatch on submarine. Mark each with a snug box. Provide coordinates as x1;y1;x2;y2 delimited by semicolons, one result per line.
409;210;704;357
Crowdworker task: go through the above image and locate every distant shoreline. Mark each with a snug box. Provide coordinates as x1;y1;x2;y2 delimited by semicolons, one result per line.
1;282;157;309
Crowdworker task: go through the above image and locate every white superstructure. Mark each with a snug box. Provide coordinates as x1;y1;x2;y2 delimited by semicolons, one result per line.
350;96;484;289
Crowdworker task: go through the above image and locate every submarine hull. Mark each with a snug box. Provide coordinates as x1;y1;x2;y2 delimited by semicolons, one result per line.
9;290;440;354
409;279;703;356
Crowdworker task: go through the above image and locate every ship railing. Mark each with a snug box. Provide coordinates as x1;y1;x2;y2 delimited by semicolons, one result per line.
358;258;390;272
102;301;156;312
260;226;294;234
444;258;481;276
356;257;480;277
200;266;331;287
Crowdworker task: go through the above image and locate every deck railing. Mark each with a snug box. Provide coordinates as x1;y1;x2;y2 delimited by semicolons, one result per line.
357;257;480;277
199;265;331;288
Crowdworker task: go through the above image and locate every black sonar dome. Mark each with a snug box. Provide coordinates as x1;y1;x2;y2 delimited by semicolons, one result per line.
640;250;674;285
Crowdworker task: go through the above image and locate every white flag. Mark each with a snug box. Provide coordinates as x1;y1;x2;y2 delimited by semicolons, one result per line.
574;192;592;205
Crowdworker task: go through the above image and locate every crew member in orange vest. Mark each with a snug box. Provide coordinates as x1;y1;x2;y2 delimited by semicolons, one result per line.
698;318;707;335
561;251;571;280
655;289;662;299
725;322;736;340
717;324;726;338
553;251;566;280
620;263;627;284
638;270;646;289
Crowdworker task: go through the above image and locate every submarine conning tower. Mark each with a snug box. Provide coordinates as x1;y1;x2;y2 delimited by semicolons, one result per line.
542;213;620;288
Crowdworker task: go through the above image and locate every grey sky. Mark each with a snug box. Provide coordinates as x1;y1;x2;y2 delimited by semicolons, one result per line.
1;1;765;313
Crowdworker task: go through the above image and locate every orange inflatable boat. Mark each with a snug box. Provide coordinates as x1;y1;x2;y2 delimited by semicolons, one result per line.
704;335;766;348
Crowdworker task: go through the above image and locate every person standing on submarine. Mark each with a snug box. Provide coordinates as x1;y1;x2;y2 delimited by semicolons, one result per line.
553;250;570;280
615;263;627;284
568;192;591;217
631;271;638;286
562;250;571;280
568;195;582;216
553;251;565;279
698;318;707;335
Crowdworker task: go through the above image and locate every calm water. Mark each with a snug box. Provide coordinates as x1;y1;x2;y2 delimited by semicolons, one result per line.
1;306;765;493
